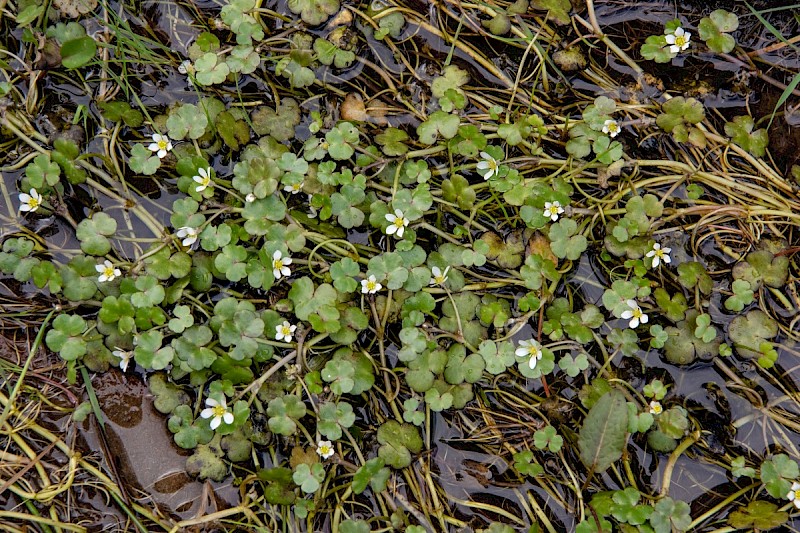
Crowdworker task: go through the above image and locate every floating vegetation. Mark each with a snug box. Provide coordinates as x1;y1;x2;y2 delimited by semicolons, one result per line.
1;0;800;531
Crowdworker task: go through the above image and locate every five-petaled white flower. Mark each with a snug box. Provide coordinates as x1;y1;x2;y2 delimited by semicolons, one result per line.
665;27;691;54
621;299;648;329
316;440;335;459
176;226;199;247
476;151;500;180
385;209;409;238
148;133;173;159
177;59;194;75
602;119;621;138
245;193;256;203
96;260;121;283
515;339;543;369
284;182;304;194
275;320;297;342
430;266;450;286
649;400;663;415
787;481;800;509
19;189;43;213
645;242;672;268
200;396;234;430
543;201;564;222
272;250;292;279
112;347;133;372
361;275;382;294
193;167;213;192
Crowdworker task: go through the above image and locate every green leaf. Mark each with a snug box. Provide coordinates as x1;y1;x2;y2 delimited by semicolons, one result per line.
728;501;788;530
60;36;97;69
377;420;422;469
578;390;628;473
512;450;544;477
75;212;117;256
352;458;390;494
531;0;571;25
417;111;460;145
724;115;768;156
641;34;674;63
698;10;738;53
287;0;340;25
267;395;307;436
293;463;325;493
128;143;161;175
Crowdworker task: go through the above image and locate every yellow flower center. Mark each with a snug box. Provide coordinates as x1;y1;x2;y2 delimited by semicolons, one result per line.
607;122;618;133
212;405;227;418
652;404;662;414
28;197;40;208
103;266;115;277
281;326;291;336
529;346;541;357
292;183;301;191
394;217;405;228
157;140;168;150
319;444;331;454
632;308;643;319
274;259;283;269
654;249;665;258
367;280;377;290
434;275;446;284
548;206;559;215
675;35;687;47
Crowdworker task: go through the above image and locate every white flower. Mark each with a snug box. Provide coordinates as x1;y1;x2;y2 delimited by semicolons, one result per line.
476;151;500;180
176;226;198;247
645;242;672;268
200;396;234;430
543;201;564;222
430;266;450;286
96;260;122;283
272;250;292;279
284;182;304;194
602;119;621;138
787;481;800;509
245;193;256;203
147;133;173;159
177;59;193;75
361;275;382;294
665;27;691;54
19;189;43;213
112;347;133;372
193;167;213;192
620;299;648;329
275;320;297;342
385;209;409;238
515;339;543;369
649;400;663;415
316;440;335;459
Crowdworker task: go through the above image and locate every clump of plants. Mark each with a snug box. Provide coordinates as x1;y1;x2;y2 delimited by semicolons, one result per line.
3;0;800;531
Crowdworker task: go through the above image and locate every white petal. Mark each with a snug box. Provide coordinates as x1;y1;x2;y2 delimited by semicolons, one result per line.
281;266;291;277
515;347;529;357
652;256;661;268
283;256;292;265
98;274;109;282
621;310;633;319
394;209;404;218
665;34;676;45
152;133;163;142
386;224;398;235
629;318;639;328
96;264;106;273
385;213;396;223
273;250;282;260
200;408;215;419
273;268;282;279
645;250;655;257
210;416;221;430
640;314;649;324
476;161;489;170
395;226;405;238
669;45;681;54
528;357;538;369
148;143;160;152
205;397;219;407
674;27;685;37
625;299;637;307
157;149;168;158
223;412;234;424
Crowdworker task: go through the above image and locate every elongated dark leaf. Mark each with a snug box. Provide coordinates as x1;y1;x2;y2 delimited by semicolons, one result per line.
578;389;628;472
